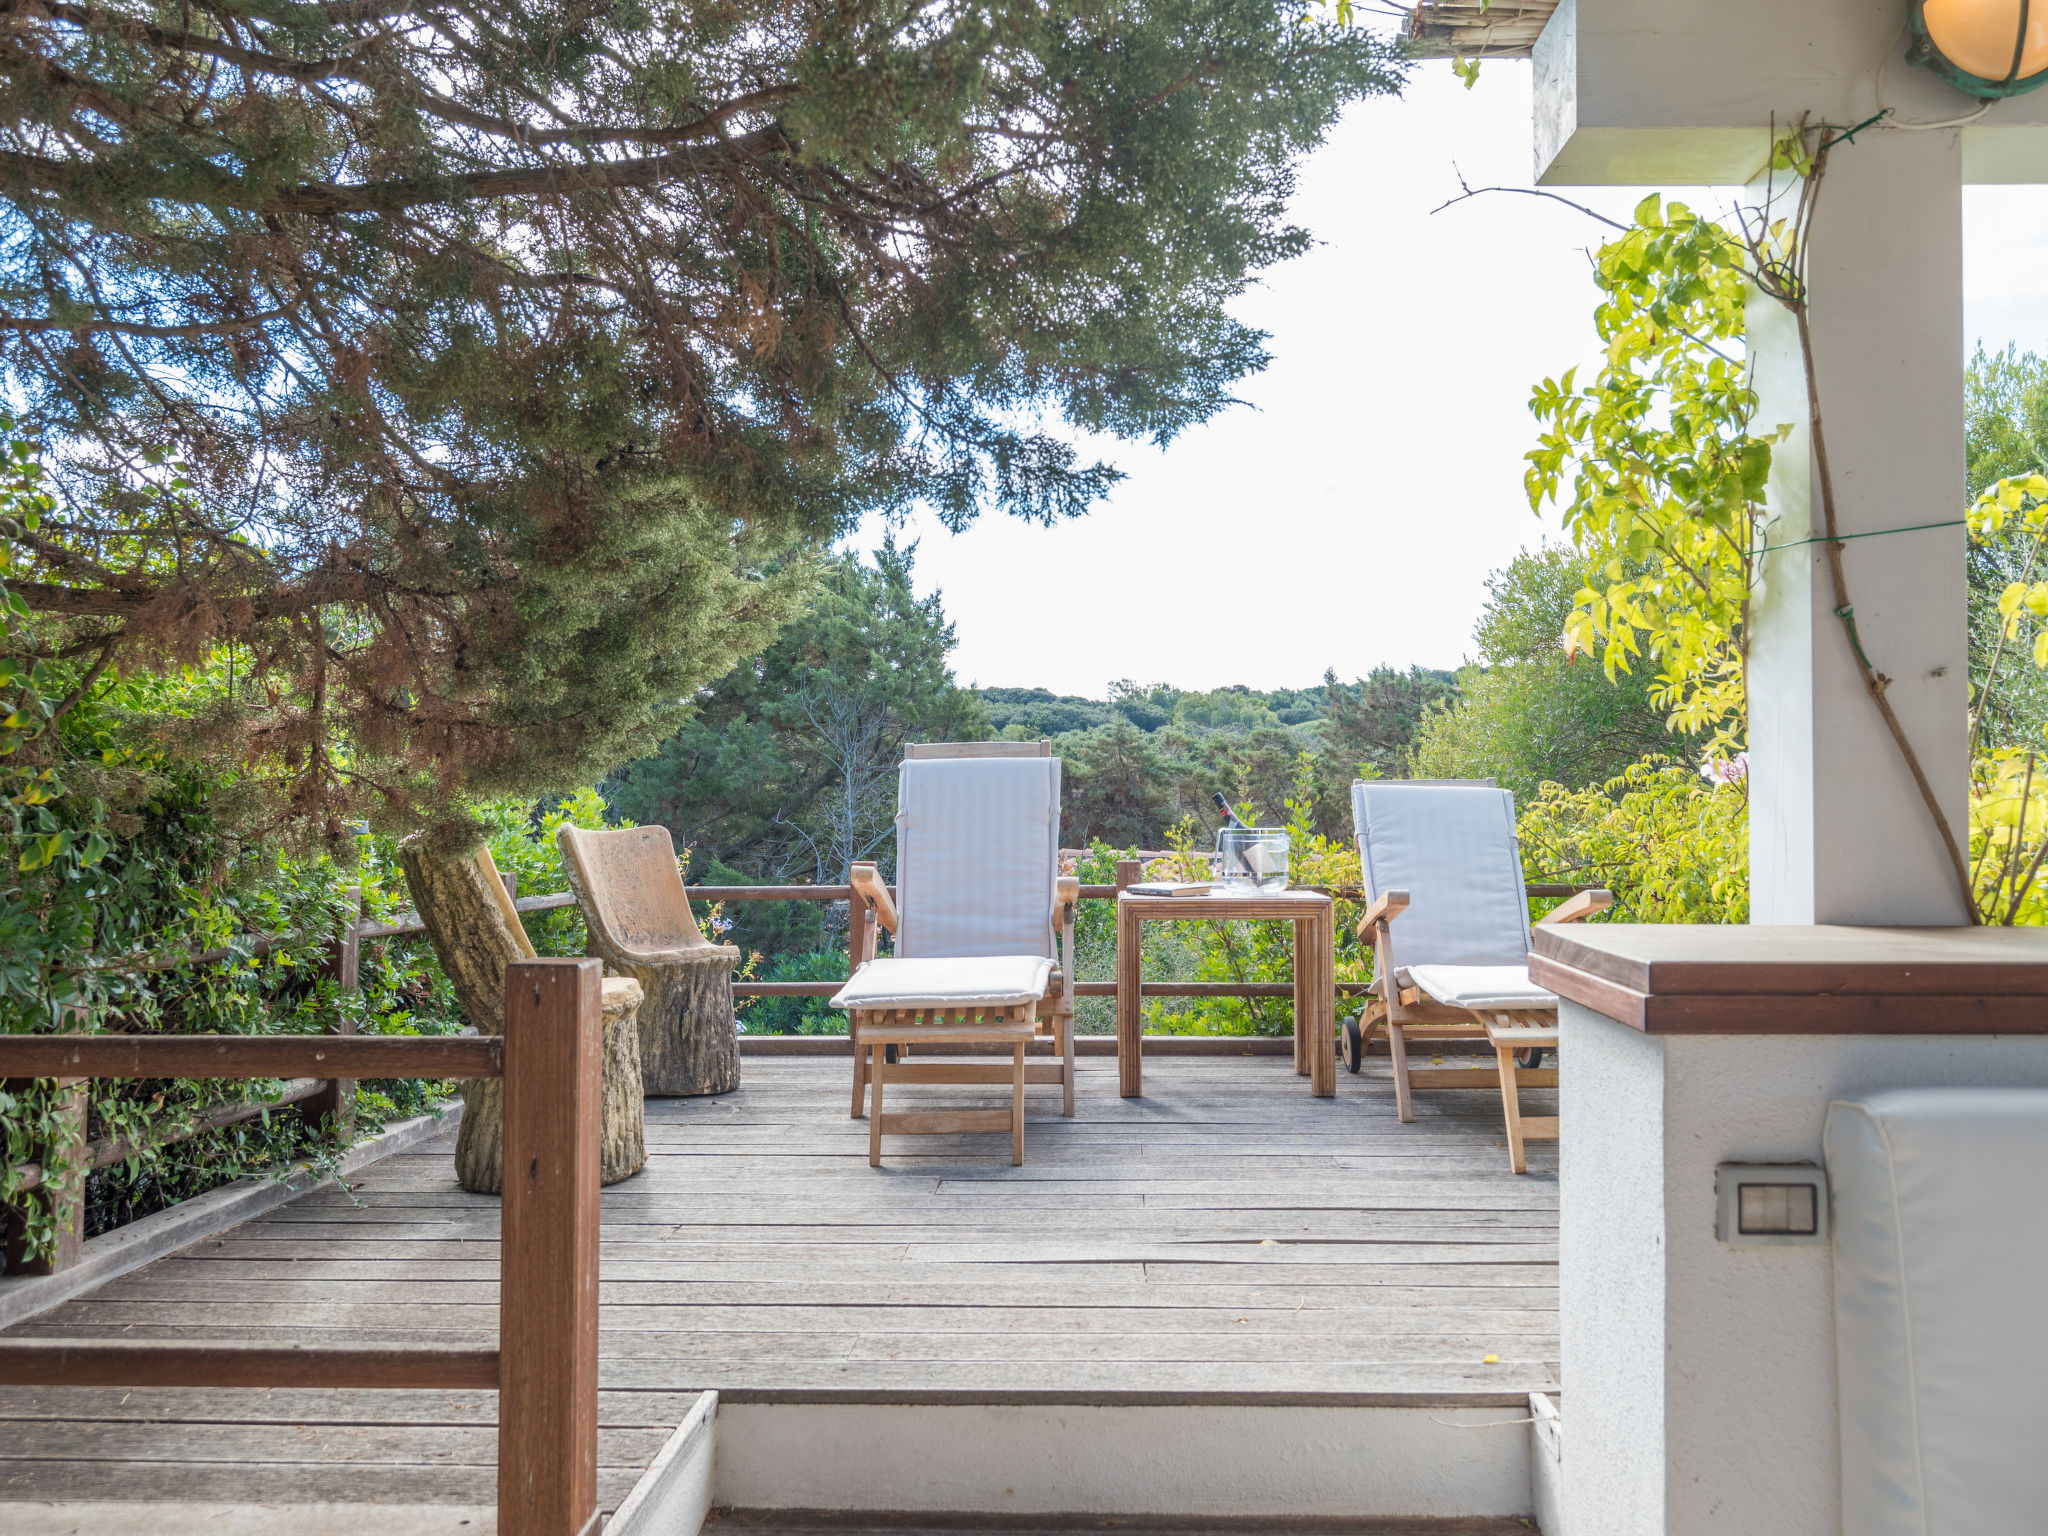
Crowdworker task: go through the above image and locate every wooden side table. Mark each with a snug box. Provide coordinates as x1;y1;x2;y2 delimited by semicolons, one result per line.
1114;888;1336;1098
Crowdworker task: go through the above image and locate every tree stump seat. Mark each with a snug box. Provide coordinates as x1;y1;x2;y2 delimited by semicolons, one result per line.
397;833;649;1192
557;823;741;1096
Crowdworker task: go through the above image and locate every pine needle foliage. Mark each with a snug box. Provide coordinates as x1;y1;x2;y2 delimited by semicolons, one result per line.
0;0;1404;837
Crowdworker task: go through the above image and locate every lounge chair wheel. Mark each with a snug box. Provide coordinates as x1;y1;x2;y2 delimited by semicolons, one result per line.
1342;1013;1364;1074
884;1043;899;1065
1515;1047;1545;1069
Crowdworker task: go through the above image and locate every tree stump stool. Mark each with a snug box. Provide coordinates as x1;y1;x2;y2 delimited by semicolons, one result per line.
397;833;650;1192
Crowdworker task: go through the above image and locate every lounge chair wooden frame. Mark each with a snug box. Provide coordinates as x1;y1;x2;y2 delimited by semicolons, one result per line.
845;860;1080;1164
1355;885;1610;1173
839;740;1076;1164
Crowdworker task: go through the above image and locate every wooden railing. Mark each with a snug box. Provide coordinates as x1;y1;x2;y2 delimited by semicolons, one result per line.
0;957;604;1536
356;868;1596;1004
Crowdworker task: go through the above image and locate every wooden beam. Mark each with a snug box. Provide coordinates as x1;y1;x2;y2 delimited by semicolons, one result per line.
498;957;602;1536
0;1034;502;1081
0;1340;499;1389
1117;896;1142;1096
354;879;1592;944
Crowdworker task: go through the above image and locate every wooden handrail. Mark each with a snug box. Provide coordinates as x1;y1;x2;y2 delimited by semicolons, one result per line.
0;1034;501;1081
0;1340;500;1389
0;957;603;1536
739;980;1380;999
353;879;1599;944
30;873;1602;1200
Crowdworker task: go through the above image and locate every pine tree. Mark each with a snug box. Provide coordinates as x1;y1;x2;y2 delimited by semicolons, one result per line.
0;0;1404;834
1317;664;1460;796
605;541;985;885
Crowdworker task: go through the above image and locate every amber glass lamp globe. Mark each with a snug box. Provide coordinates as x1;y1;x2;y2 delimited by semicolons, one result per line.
1911;0;2048;97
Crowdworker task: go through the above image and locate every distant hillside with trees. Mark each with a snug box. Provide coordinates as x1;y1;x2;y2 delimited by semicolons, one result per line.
603;538;1469;891
973;673;1457;848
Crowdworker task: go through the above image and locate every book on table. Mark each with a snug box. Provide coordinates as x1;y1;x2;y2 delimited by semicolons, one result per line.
1125;881;1214;897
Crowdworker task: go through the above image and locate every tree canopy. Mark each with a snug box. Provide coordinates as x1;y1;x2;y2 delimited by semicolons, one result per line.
604;541;984;884
1965;345;2048;752
0;0;1403;835
1411;547;1670;802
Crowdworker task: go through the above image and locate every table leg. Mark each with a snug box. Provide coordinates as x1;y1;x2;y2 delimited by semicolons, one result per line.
1117;905;1142;1097
1310;911;1335;1097
1293;916;1311;1077
1295;913;1336;1095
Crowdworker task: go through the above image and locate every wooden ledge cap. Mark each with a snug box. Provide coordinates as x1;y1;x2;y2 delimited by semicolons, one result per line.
1530;923;2048;1035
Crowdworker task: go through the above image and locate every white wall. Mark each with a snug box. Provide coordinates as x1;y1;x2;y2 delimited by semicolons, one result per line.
1556;1005;1666;1533
713;1402;1533;1518
1559;1001;2048;1535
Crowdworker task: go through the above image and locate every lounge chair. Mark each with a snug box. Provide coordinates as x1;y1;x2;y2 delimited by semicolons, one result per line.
1345;779;1611;1173
833;741;1079;1166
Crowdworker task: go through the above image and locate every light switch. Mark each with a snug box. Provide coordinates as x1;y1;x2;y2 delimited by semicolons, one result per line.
1716;1164;1828;1247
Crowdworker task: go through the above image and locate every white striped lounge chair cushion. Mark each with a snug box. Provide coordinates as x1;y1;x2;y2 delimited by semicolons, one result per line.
894;756;1062;961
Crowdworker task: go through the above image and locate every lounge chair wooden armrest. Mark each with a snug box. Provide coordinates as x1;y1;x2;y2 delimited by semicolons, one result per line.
1054;875;1080;925
1535;887;1614;925
1356;888;1411;941
850;861;899;934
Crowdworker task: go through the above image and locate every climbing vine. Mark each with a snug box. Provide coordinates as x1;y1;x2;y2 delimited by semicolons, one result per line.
1524;192;1774;747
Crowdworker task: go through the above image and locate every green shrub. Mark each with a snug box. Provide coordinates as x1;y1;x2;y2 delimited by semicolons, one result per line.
1517;756;1748;923
739;948;852;1036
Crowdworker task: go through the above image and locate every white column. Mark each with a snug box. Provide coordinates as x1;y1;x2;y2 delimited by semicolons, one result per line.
1746;130;1970;925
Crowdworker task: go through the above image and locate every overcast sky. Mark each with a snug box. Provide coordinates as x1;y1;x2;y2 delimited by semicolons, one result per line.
847;58;2048;699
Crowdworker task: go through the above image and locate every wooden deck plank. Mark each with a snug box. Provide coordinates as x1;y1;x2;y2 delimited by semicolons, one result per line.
0;1461;647;1503
59;1273;1558;1308
0;1387;694;1425
0;1420;673;1467
0;1054;1560;1510
3;1321;1555;1364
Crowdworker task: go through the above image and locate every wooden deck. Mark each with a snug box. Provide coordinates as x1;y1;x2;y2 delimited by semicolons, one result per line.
0;1052;1557;1523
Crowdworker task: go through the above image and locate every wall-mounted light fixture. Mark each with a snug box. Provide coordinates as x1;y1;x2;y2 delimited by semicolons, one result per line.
1910;0;2048;98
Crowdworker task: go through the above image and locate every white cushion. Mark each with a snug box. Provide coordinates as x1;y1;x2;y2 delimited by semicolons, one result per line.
895;757;1061;960
1825;1089;2048;1536
1407;964;1557;1012
831;955;1053;1011
1352;781;1530;969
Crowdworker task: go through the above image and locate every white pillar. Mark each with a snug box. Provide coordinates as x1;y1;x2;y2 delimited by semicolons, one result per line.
1746;130;1970;926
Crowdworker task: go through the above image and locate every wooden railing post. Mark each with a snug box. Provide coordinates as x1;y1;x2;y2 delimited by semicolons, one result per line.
303;886;362;1142
499;956;602;1536
2;1075;85;1274
1114;859;1143;894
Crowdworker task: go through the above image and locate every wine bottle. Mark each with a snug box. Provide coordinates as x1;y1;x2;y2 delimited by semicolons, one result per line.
1213;792;1257;877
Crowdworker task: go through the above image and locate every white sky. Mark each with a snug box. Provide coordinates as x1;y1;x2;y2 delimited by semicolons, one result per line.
847;59;2048;698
